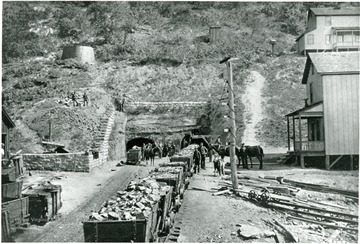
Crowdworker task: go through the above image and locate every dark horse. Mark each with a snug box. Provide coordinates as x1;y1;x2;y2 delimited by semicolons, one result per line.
144;144;162;166
211;144;264;170
240;144;265;170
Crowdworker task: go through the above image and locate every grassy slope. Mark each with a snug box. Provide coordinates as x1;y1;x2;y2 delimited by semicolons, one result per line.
2;3;308;152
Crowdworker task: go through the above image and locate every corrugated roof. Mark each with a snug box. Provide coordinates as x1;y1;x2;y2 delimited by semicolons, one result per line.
302;51;360;84
310;7;360;16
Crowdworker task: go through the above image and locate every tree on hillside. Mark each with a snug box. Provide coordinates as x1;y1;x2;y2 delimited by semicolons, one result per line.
54;3;93;45
2;2;54;61
276;3;306;35
87;2;132;44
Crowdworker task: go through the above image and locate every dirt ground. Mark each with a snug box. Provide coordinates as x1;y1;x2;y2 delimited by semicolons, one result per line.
176;156;358;243
12;155;358;243
14;157;168;242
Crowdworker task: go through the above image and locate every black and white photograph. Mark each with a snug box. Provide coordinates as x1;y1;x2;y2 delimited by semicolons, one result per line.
1;1;359;243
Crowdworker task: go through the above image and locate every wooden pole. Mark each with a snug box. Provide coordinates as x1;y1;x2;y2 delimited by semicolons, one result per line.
287;116;290;151
298;114;305;168
227;60;239;190
350;155;354;170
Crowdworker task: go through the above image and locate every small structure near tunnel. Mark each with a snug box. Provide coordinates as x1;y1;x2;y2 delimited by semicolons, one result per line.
61;45;95;64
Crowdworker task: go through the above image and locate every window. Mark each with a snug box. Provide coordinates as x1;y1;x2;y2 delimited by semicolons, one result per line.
309;83;313;104
325;34;332;45
307;34;314;45
337;34;344;43
325;16;332;26
354;31;360;42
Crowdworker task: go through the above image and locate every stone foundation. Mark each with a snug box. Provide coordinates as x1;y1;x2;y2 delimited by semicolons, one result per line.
23;152;99;172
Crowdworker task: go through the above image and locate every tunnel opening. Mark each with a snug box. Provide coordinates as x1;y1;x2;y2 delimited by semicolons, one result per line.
126;137;154;151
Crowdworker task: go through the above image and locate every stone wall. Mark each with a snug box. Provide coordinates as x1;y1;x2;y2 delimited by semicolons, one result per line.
23;152;94;172
108;112;127;161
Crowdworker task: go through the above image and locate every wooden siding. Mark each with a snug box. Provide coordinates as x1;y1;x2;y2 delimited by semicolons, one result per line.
306;67;323;104
323;74;359;155
302;15;360;52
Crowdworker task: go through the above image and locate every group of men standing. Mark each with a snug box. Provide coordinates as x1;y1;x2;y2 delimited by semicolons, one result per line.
70;91;89;107
193;142;208;174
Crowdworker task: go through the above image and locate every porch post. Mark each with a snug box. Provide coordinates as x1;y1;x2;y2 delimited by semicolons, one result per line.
287;116;290;151
350;154;354;170
292;116;296;153
325;155;330;170
299;113;304;168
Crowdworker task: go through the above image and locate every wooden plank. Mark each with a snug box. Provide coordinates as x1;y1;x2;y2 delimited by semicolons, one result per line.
212;189;230;196
287;215;358;232
272;201;358;218
270;204;358;225
1;211;12;242
329;155;344;169
2;181;23;200
41;141;65;147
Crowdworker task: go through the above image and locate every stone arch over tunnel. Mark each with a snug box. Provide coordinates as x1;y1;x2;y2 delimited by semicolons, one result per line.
126;137;154;151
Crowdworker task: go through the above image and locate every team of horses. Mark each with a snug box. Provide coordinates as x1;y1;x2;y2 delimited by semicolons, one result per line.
211;144;264;170
138;141;265;170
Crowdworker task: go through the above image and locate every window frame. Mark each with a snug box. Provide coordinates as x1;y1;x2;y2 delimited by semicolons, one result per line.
307;34;314;45
325;16;332;26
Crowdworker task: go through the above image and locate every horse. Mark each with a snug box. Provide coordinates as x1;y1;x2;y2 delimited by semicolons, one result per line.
240;144;265;170
210;144;245;169
145;144;162;166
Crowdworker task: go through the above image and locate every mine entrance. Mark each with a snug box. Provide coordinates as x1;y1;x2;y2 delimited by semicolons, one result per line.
126;137;154;151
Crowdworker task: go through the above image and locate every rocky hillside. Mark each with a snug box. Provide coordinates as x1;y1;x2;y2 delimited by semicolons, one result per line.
5;2;343;152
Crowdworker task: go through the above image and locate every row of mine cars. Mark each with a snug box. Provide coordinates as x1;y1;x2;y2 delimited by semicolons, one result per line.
83;144;198;242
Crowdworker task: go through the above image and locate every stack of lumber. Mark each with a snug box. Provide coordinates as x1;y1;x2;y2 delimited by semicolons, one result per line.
281;179;358;198
218;176;358;233
89;179;170;221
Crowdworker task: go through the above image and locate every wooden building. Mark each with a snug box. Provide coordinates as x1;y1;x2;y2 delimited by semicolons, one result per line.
2;107;15;159
285;51;359;169
296;7;360;55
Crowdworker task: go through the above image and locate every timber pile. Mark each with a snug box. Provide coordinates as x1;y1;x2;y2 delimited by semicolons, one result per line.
217;175;358;236
89;179;170;221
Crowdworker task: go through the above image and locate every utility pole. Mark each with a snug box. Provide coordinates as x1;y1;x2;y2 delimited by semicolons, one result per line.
220;57;239;190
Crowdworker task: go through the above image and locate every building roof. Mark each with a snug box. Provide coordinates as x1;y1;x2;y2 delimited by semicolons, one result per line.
310;7;360;16
302;51;360;84
285;101;323;117
2;107;15;129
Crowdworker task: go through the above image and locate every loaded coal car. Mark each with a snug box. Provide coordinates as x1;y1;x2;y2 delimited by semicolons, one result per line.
83;178;174;242
149;167;185;212
167;144;199;176
126;148;142;165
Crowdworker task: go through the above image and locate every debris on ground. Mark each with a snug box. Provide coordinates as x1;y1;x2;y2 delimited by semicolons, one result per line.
237;223;275;239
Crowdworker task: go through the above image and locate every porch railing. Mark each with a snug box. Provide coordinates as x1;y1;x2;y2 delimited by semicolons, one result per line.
294;141;324;152
333;42;360;49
